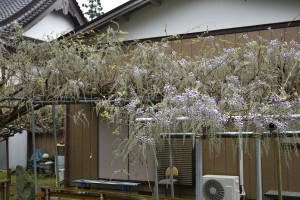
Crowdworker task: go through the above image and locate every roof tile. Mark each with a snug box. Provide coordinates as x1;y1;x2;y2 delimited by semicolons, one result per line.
0;0;55;32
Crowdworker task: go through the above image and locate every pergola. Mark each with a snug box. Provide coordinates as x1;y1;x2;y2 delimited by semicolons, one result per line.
5;97;300;200
137;116;300;200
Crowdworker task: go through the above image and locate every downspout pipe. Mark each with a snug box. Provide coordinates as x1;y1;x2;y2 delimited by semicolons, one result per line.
64;105;69;188
195;134;203;200
239;138;246;199
31;103;38;200
52;105;60;188
254;134;263;200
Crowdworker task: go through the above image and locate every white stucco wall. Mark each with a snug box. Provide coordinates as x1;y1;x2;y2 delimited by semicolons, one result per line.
117;0;300;40
23;10;74;40
0;131;28;170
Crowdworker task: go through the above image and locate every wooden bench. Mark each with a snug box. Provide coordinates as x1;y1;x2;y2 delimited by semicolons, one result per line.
265;190;300;200
39;186;189;200
72;179;141;193
0;179;10;200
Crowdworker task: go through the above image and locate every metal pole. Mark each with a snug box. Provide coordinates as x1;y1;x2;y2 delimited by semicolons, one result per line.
196;135;203;200
31;103;38;199
169;142;174;198
154;159;159;199
239;138;246;199
52;105;60;188
6;138;10;181
3;183;6;200
254;135;262;200
5;138;10;200
275;136;283;200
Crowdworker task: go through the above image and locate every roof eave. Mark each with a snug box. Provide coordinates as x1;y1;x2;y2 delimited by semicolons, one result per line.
69;0;153;37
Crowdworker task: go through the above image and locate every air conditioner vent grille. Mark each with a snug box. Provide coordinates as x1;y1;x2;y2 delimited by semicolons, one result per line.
203;179;225;200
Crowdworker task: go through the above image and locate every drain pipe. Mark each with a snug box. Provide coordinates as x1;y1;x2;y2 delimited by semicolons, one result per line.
239;138;246;199
64;105;69;188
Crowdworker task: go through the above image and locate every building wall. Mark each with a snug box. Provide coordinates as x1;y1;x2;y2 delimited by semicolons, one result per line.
116;0;300;40
67;26;300;199
66;104;98;186
98;119;129;180
23;10;75;40
28;132;64;159
0;131;28;170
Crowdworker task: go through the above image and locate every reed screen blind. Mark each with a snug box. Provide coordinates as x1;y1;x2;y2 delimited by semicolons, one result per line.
157;138;193;185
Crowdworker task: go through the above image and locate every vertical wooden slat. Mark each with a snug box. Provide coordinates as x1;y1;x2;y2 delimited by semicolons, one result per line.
44;134;49;153
90;106;98;180
47;134;53;154
236;32;248;45
99;119;128;180
284;27;298;43
191;37;203;59
225;138;238;176
214;139;226;175
280;151;289;191
260;30;272;41
224;33;236;48
82;104;91;179
262;138;276;198
171;39;182;53
272;28;285;42
74;105;83;180
287;150;300;191
248;139;256;200
181;39;192;57
243;139;251;198
203;139;215;175
67;105;75;185
214;35;225;52
247;31;260;41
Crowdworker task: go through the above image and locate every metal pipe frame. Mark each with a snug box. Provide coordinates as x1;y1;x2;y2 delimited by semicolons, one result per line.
239;138;246;199
154;159;159;200
31;103;38;200
161;131;300;138
52;105;60;188
7;97;130;105
169;142;174;198
254;135;262;200
195;135;203;200
136;114;300;122
3;182;7;200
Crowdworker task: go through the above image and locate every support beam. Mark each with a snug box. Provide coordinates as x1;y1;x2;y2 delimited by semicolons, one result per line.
154;159;159;199
195;135;203;200
6;138;10;181
5;138;10;200
52;105;60;188
31;103;38;200
169;142;174;198
255;135;262;200
149;0;161;6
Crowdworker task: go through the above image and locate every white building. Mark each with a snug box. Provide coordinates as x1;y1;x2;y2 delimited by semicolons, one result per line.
0;0;86;170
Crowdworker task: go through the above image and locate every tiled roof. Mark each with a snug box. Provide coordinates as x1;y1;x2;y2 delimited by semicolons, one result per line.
0;0;56;33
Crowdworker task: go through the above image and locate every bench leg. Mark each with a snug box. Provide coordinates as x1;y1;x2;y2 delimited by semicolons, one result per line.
45;189;49;200
100;193;104;200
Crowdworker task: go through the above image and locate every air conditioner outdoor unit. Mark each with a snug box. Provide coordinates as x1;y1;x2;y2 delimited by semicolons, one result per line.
202;175;240;200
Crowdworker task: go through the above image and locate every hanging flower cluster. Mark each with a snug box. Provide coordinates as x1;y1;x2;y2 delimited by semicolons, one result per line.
0;29;299;158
